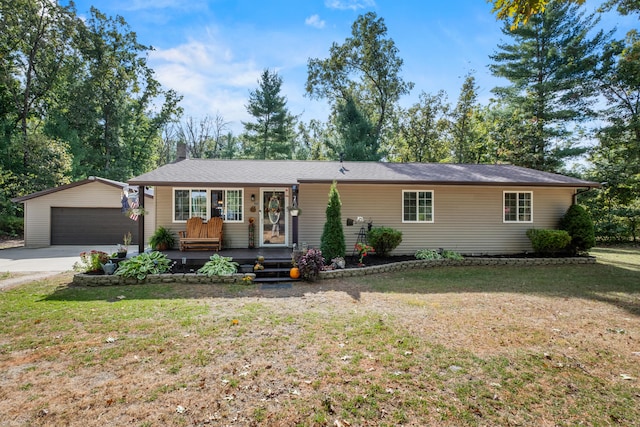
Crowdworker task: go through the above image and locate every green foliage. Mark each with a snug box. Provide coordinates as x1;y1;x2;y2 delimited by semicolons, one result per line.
526;229;572;254
450;73;485;164
442;250;464;260
367;227;402;257
0;215;23;237
149;226;176;250
73;250;110;273
489;1;610;172
306;12;414;149
320;181;346;262
330;94;381;161
197;254;238;276
115;251;172;280
490;0;586;29
415;249;443;260
242;69;296;160
560;204;596;254
414;249;464;260
294;248;325;282
396;91;450;163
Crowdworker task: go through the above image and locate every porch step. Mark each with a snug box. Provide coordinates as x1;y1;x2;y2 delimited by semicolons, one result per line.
250;257;300;284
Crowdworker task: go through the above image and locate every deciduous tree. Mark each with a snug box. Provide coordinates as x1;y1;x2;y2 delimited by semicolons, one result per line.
306;12;413;153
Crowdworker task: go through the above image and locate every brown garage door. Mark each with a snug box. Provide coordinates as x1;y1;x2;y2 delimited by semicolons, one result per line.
51;207;139;245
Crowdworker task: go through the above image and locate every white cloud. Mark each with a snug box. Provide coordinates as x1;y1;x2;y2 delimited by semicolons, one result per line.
324;0;376;11
305;14;326;29
148;37;262;130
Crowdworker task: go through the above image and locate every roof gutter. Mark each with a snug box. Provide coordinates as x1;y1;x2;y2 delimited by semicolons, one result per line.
572;183;602;205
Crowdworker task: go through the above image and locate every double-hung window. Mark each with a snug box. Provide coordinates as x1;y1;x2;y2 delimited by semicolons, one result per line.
173;188;243;223
503;191;532;223
403;190;434;223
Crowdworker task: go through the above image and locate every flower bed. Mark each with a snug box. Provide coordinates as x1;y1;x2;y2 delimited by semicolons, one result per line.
72;256;595;286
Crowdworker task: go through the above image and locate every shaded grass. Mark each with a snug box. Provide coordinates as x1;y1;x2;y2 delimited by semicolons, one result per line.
0;248;638;426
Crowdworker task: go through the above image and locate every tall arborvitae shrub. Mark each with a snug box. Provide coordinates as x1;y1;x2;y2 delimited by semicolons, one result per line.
559;204;596;255
320;181;346;262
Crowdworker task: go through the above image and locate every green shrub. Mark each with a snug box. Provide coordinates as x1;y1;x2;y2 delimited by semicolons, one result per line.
115;251;172;280
367;227;402;257
415;249;464;261
197;254;238;276
559;204;596;255
415;249;443;260
526;229;571;254
442;250;464;260
320;181;345;262
0;215;23;237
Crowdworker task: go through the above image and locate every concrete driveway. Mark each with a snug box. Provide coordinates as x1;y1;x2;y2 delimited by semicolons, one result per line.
0;245;140;290
0;245;138;273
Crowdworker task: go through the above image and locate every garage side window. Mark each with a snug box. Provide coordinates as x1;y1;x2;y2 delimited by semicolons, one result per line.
402;190;434;223
504;191;532;222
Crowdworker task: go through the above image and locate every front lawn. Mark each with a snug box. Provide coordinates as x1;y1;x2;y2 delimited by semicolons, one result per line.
0;247;638;426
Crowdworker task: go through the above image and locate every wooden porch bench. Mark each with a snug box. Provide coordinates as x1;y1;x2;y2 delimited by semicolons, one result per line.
179;217;223;251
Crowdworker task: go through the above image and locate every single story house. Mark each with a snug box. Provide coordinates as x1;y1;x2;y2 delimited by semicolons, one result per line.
127;159;598;255
12;176;155;248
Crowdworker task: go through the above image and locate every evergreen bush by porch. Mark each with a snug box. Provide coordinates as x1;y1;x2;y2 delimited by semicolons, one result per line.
320;181;346;262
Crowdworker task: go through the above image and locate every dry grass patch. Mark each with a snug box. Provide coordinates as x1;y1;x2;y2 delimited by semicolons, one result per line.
0;248;639;426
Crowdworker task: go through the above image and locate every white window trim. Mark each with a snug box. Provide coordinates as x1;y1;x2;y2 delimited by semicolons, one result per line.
402;189;435;223
172;187;244;223
503;191;533;223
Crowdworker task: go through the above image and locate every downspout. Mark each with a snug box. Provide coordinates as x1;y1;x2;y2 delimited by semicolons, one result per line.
572;187;592;205
138;186;145;254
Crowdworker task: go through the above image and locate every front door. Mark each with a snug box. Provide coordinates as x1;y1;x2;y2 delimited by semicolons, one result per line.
260;188;288;247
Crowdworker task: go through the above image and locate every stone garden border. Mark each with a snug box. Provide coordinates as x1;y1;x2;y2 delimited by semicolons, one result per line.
72;256;596;286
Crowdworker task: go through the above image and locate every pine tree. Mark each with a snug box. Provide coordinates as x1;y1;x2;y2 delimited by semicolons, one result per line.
320;181;346;262
242;69;296;159
489;1;611;171
330;94;381;161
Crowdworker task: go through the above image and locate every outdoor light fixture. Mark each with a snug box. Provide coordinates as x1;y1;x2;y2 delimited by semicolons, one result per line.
251;194;255;202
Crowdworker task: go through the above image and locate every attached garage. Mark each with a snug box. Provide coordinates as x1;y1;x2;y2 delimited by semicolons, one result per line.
12;177;155;248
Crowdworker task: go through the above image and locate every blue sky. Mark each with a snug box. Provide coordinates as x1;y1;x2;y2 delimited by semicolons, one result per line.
68;0;635;134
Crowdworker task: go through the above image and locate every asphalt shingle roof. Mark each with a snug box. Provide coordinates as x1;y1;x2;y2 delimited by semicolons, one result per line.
128;159;599;188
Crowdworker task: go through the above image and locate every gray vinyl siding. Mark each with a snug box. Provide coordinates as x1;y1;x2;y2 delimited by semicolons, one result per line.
298;183;574;255
22;181;155;248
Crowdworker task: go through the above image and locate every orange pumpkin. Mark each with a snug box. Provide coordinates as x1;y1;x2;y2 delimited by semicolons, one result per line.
290;267;301;279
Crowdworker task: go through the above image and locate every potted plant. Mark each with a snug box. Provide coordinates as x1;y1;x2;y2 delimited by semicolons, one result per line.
288;206;301;217
116;232;132;258
149;226;176;251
